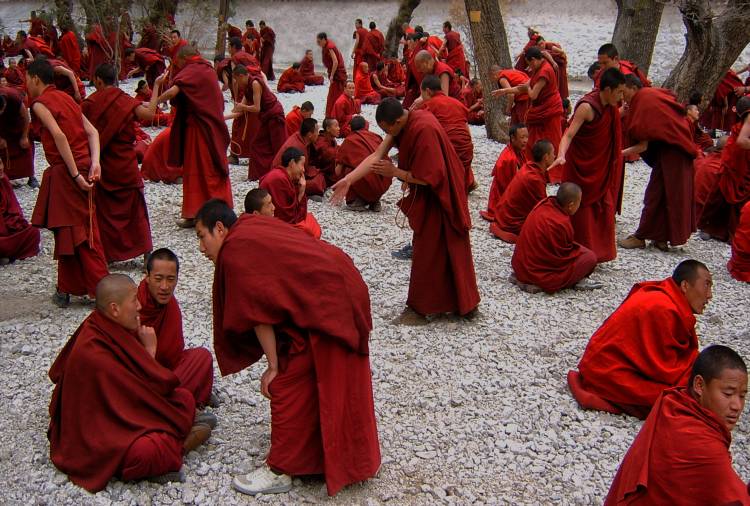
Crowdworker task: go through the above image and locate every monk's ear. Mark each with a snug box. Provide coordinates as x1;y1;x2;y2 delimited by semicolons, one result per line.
692;374;706;398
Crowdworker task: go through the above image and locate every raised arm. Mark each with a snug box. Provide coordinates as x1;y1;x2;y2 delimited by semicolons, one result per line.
54;66;81;102
157;84;180;104
330;134;395;204
134;73;164;122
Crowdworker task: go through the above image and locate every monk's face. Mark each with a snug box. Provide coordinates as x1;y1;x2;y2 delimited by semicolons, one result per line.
565;194;582;216
25;74;43;98
234;73;249;88
327;119;340;137
146;258;178;306
344;82;355;98
601;84;625;107
307;126;319;143
196;220;228;264
287;157;305;182
511;128;529;152
110;286;141;332
305;50;313;61
693;369;748;431
526;57;543;72
256;194;275;217
680;268;712;314
301;109;313;119
622;86;638;104
686;105;700;122
597;54;618;70
360;63;369;74
170;33;180;46
316;37;325;48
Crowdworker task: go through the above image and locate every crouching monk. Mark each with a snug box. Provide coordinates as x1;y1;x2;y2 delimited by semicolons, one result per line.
194;199;381;496
567;259;711;419
48;274;212;492
605;345;749;505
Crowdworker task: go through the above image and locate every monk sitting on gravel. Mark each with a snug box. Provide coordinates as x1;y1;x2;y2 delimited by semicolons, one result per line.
490;139;553;243
481;123;528;221
510;183;600;294
48;274;213;492
276;62;305;93
272;117;326;197
331;81;361;138
138;248;215;407
260;147;322;239
193;199;381;497
285;101;314;137
568;259;712;419
605;345;749;505
728;201;750;282
244;188;275;217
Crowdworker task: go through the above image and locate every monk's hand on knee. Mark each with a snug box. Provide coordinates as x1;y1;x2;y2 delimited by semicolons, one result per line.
260;366;277;399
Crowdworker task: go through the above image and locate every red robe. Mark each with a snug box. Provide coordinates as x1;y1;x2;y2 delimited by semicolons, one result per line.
277;67;305;93
47;58;86;102
134;48;166;89
428;60;462;100
461;86;484;125
593;59;651;91
604;388;748;505
337;129;392;204
58;30;81;75
212;215;380;495
0;87;35;180
497;69;530;125
313;134;339;185
540;41;568;100
526;61;563;182
395;110;480;316
48;310;194;492
0;174;40;260
514;34;541;71
331;93;361;138
30;86;109;297
227;25;242;39
242;28;260;55
353;27;371;70
85;25;113;79
271;132;326;196
562;91;623;262
626;88;698;245
23;35;55;58
443;30;467;77
568;278;698;419
354;63;381;105
481;145;525;221
259;26;276;80
322;40;347;117
374;69;404;98
694;149;723;220
137;279;213;405
259;167;322;238
241;71;287;181
224;53;258;160
729;201;750;282
490;161;546;243
285;106;304;137
141;127;182;183
169;57;232;218
298;56;324;86
700;70;744;131
82;87;153;263
365;29;385;69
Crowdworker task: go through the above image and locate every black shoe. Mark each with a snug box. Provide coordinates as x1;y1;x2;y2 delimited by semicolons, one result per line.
391;243;413;260
52;291;71;308
147;469;185;484
208;392;221;408
309;194;324;203
195;411;218;429
27;177;39;188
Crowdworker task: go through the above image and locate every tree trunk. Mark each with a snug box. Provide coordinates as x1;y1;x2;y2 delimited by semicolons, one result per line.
611;0;664;75
54;0;73;27
663;0;750;104
215;0;230;58
464;0;512;142
384;0;421;58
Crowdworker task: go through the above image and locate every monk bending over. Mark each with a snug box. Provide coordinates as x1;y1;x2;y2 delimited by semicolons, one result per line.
568;259;712;419
0;85;37;187
511;183;599;294
285;101;313;137
193;199;380;496
48;274;212;492
605;345;749;505
461;78;484;125
271;117;326;197
481;124;528;221
276;62;305;93
138;248;215;406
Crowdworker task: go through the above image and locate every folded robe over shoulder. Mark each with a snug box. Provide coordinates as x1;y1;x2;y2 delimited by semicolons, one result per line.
336;129;392;204
481;145;525;221
604;388;749;505
490;161;546;243
48;310;194;492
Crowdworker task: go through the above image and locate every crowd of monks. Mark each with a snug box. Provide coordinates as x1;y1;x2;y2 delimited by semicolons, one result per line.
1;10;750;502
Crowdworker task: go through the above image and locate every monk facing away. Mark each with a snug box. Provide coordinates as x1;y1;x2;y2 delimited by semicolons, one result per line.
568;259;712;419
48;274;212;492
481;124;528;221
511;183;600;294
604;345;749;505
193;199;380;496
0;170;40;263
285;101;314;138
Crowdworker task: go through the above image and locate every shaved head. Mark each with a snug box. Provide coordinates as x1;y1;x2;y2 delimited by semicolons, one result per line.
95;274;136;313
556;182;582;207
414;50;434;65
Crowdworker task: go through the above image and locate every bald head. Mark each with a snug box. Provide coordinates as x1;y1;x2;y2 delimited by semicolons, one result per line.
176;45;199;60
95;274;140;331
556;182;582;215
414;50;435;73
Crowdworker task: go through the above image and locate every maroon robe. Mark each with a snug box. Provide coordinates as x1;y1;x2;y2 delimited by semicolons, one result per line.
58;30;81;75
313;134;339;185
299;56;324;86
337;129;392;204
259;26;275;80
331;94;361;138
0;86;34;180
271;132;326;196
242;70;287;181
140;127;183;184
526;61;563;183
134;48;166;89
481;145;526;221
322;40;347;117
694;150;724;220
85;25;113;79
728;201;750;282
0;174;40;260
490;161;547;243
277;67;305;93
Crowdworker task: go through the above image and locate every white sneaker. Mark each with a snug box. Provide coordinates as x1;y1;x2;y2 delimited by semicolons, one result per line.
232;465;292;496
574;278;603;290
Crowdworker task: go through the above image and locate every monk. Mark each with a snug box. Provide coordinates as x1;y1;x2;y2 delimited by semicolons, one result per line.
299;49;324;86
313;118;339;185
700;69;744;132
258;21;275;80
244;188;275;216
495;66;531;125
535;38;569;100
134;80;171;127
241;20;260;56
318;33;348;117
84;25;113;80
481;124;528;221
138;248;214;406
462;78;484;125
605;345;748;505
372;61;404;98
230;64;287;181
58;22;81;75
82;63;158;264
335;116;391;211
140;127;182;184
550;68;625;263
166;30;188;62
125;47;166;89
418;75;476;192
27;58;109;306
225;37;260;166
48;274;212;492
698;96;750;242
495;47;563;183
354;62;381;104
365;22;385;69
619;77;698;251
157;45;232;228
0;172;40;263
331;81;362;138
594;43;651;89
413;50;461;100
694;137;728;220
728;201;750;282
514;26;541;71
686;104;714;153
351;19;371;71
332;98;480;324
271;118;326;197
439;21;467;77
285;101;313;137
568;259;711;419
226;24;242;40
0;86;36;187
193;198;379;496
17;30;54;59
45;56;85;102
276;62;305;93
490;140;553;243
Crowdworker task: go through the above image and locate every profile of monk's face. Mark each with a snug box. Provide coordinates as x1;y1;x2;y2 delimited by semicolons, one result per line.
344;82;355;97
686;105;700;122
694;369;748;431
111;286;141;332
146;258;178;306
258;195;275;217
196;221;227;264
305;50;313;60
360;63;369;74
602;84;625;106
526;57;543;72
288;156;305;182
598;54;617;69
622;86;638;104
681;268;713;314
170;32;180;46
316;37;325;48
327;120;340;137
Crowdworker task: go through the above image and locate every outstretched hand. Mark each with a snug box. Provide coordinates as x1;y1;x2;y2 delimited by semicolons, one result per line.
330;178;351;205
547;156;565;172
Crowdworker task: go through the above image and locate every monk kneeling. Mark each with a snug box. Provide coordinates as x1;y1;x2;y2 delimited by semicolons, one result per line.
139;248;215;407
511;183;600;294
194;199;381;496
48;274;212;492
605;345;749;505
568;259;712;419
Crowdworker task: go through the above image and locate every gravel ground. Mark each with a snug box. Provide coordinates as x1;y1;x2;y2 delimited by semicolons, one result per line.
1;77;749;506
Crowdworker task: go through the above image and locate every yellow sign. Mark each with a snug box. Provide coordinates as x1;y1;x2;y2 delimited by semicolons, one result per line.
469;10;481;23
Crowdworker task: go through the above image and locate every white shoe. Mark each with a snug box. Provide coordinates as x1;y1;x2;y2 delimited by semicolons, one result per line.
232;465;292;496
574;278;603;290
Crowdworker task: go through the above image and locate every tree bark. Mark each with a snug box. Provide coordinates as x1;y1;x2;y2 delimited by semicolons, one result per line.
54;0;73;27
464;0;512;142
663;0;750;104
215;0;230;58
611;0;664;75
384;0;421;58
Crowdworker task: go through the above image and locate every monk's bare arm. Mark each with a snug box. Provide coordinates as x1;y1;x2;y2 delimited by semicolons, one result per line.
329;49;338;78
157;84;180;104
492;81;530;98
134;78;161;122
255;324;278;399
351;34;359;59
527;77;547;101
622;140;648;157
550;103;593;169
32;102;91;189
330;135;395;203
440;73;451;96
20;105;31;147
737;116;750;150
81;115;101;180
55;66;81;101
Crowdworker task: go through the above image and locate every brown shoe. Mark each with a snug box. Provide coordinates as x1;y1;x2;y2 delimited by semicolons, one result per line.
183;423;212;452
652;241;669;252
618;235;646;249
176;218;195;229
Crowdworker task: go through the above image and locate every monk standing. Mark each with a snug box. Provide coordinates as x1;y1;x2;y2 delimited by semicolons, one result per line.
550;67;625;263
48;274;211;491
495;66;531;125
157;46;233;228
331;81;361;138
413;50;462;100
351;19;370;71
27;59;109;306
317;32;347;117
481;124;528;221
258;21;275;80
0;86;37;187
299;49;324;86
605;345;749;505
365;22;385;69
82;63;159;264
58;22;81;76
568;259;711;419
439;21;467;77
194;199;380;496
